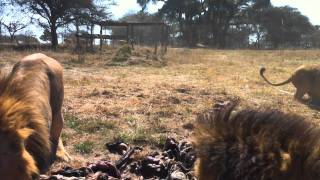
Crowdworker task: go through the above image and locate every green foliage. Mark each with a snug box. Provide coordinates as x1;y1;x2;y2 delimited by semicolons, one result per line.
261;6;314;48
39;29;51;42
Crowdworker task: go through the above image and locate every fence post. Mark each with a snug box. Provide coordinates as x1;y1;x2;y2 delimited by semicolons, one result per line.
100;25;103;51
126;25;129;43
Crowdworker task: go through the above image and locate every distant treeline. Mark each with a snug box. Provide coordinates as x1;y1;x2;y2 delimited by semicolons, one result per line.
0;0;319;50
135;0;320;49
0;34;39;44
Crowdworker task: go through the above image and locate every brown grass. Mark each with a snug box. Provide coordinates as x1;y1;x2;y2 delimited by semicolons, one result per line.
1;48;320;169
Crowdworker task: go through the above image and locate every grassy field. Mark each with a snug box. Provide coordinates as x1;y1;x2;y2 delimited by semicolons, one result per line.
1;48;320;169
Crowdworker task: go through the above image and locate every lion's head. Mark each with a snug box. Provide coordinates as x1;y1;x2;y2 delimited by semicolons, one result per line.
0;128;38;179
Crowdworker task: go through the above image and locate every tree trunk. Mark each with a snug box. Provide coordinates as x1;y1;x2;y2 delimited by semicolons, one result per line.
50;21;58;50
75;19;80;51
256;28;261;49
0;23;2;40
90;23;94;51
8;32;19;45
217;16;232;49
218;30;227;48
10;34;14;44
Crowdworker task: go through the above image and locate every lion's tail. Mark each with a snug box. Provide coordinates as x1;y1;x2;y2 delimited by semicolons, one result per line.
194;101;320;180
260;67;292;86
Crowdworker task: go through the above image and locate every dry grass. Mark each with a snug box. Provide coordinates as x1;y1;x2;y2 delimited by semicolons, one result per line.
1;48;320;169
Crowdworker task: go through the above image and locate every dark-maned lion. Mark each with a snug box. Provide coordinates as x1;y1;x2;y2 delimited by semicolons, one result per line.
260;66;320;103
194;102;320;180
0;53;70;179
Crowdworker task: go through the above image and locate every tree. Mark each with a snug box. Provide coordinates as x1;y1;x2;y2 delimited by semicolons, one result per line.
159;0;201;46
0;0;7;38
13;0;94;49
310;25;320;48
39;28;51;42
20;30;39;44
261;6;313;48
69;3;110;50
137;0;158;11
138;0;316;49
2;21;27;44
0;0;6;16
138;0;201;46
199;0;272;48
138;0;272;48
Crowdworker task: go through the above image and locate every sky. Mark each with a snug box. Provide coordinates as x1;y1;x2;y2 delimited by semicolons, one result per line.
109;0;164;20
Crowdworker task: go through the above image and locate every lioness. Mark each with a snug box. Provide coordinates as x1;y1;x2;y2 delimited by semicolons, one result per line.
0;53;69;179
260;65;320;103
194;102;320;180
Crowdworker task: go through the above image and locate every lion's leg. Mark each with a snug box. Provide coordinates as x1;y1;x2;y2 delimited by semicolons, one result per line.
294;89;306;103
51;111;71;162
307;93;320;107
56;135;71;162
49;111;62;163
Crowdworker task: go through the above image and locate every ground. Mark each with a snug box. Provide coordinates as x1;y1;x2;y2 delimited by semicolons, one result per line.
1;48;320;171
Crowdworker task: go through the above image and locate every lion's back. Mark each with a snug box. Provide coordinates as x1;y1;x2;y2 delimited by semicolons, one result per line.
22;53;63;77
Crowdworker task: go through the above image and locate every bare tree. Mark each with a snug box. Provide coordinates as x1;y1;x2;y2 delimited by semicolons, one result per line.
0;0;6;38
2;21;27;44
13;0;94;49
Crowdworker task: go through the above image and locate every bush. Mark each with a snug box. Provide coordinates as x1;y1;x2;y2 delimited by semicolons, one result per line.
112;44;132;62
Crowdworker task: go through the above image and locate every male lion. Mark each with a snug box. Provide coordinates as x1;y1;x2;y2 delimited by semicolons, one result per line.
0;53;70;179
194;102;320;180
260;66;320;104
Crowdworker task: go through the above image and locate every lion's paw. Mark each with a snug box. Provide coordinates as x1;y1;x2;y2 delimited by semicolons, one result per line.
56;149;72;162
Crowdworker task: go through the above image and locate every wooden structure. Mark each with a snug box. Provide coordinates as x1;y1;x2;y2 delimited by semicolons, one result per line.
76;20;169;54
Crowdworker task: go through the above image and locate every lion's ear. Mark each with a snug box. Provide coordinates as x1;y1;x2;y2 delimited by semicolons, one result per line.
17;128;34;140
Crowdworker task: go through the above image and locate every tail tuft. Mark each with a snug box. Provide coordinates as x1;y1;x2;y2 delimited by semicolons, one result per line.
259;66;266;76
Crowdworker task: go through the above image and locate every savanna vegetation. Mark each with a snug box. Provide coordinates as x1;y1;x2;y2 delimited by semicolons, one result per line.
1;48;320;169
1;0;320;178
